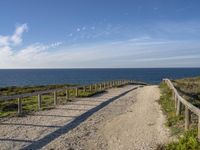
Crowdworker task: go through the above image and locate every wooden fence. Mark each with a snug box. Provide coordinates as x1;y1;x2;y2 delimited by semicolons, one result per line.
0;80;146;116
163;79;200;139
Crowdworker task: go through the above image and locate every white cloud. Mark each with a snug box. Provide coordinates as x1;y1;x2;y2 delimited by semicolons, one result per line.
1;38;200;68
11;24;28;45
0;36;9;46
1;23;200;68
76;28;81;32
0;24;28;47
0;24;63;68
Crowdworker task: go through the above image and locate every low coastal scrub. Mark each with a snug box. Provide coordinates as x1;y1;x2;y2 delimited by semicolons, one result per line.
172;76;200;108
0;85;105;117
165;129;200;150
158;82;200;150
78;90;106;97
0;84;73;96
159;83;183;135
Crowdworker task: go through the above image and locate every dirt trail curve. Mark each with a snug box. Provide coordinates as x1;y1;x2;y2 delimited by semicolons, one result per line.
0;85;170;150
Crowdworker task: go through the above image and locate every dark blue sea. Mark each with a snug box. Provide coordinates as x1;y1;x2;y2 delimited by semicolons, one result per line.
0;68;200;87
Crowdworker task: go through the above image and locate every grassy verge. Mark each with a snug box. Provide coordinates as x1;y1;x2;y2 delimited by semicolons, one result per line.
0;88;105;118
0;84;75;96
158;82;200;150
78;90;106;97
172;76;200;108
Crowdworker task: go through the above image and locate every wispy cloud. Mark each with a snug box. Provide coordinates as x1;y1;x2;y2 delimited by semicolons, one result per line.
1;22;200;68
0;24;28;47
11;24;28;45
0;24;63;68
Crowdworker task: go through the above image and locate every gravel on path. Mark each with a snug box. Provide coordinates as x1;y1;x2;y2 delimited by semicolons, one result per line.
0;85;137;150
44;86;171;150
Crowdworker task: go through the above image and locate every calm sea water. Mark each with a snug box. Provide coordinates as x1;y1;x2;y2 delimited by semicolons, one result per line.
0;68;200;87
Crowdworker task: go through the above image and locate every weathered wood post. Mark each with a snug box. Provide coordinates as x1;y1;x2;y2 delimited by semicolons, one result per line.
176;98;181;116
38;94;41;110
18;98;22;115
66;89;69;101
90;85;92;91
172;90;175;101
54;91;57;105
99;83;102;90
198;116;200;140
95;84;97;91
174;94;177;109
75;88;78;97
185;106;191;130
83;86;86;92
104;82;106;89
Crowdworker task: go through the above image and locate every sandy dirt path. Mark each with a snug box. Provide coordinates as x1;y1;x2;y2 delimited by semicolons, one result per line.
44;86;170;150
102;86;170;150
0;85;137;150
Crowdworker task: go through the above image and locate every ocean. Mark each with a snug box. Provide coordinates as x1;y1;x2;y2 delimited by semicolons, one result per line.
0;68;200;87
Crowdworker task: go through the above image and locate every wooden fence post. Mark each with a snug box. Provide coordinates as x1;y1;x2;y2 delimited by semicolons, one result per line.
75;88;78;97
95;84;97;91
174;94;177;109
18;98;22;115
66;89;69;100
176;98;181;116
54;91;57;105
198;116;200;140
99;83;102;90
38;94;41;110
185;106;191;130
83;86;86;92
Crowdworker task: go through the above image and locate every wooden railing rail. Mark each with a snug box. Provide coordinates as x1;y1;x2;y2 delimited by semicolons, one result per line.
0;79;146;116
163;79;200;139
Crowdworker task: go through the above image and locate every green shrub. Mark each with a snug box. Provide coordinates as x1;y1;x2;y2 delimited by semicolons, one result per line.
165;129;200;150
159;82;200;150
159;83;182;128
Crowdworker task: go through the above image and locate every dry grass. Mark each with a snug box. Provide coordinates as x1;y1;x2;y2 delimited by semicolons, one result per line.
172;76;200;108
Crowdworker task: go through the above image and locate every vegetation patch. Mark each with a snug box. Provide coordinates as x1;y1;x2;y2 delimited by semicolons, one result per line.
0;84;74;96
0;85;106;117
158;82;200;150
159;83;183;134
78;90;106;97
165;129;200;150
172;76;200;108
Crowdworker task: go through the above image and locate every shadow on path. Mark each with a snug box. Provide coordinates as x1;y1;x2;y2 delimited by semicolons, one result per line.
29;114;76;118
22;86;140;150
0;138;33;143
0;123;62;128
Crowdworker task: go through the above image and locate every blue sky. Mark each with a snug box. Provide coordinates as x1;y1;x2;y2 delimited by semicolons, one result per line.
0;0;200;68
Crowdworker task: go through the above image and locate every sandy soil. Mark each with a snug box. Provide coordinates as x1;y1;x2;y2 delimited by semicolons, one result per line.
0;85;170;150
44;86;170;150
102;86;170;150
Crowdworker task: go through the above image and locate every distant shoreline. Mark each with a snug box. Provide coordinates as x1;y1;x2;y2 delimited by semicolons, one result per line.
0;68;200;88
